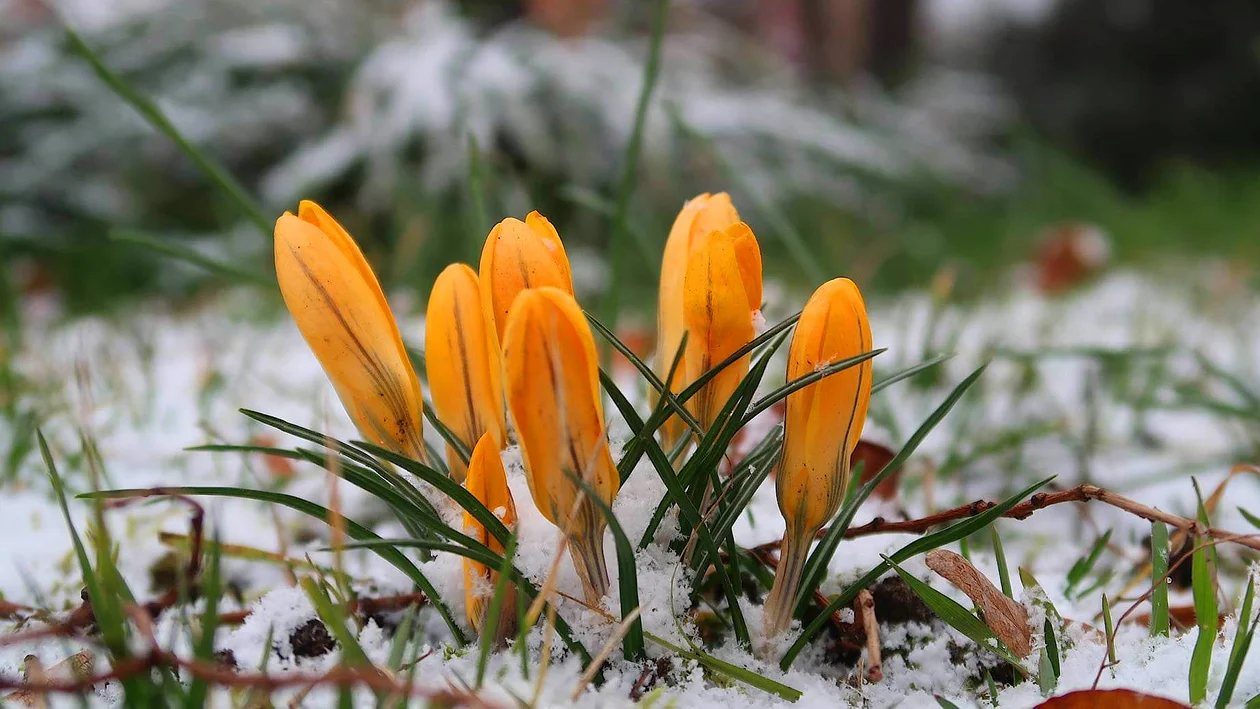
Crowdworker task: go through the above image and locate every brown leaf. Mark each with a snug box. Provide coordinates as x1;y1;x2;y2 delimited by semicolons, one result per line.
925;549;1032;658
852;439;900;500
1034;689;1189;708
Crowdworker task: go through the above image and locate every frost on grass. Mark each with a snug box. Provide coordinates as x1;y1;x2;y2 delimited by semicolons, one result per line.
3;271;1260;706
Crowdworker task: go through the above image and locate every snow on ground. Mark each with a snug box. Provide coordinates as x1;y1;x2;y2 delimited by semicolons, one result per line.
1;269;1258;706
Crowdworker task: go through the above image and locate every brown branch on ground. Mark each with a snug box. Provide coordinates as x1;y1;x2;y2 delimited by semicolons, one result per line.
751;484;1260;557
855;590;882;683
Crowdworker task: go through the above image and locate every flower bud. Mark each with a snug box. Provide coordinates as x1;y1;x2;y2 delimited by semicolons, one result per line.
501;287;618;604
425;264;507;481
463;432;517;638
274;201;424;460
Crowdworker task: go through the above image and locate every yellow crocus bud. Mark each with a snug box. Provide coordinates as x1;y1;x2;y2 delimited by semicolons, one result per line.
425;264;507;482
763;277;873;641
501;287;619;605
655;193;742;449
274;200;425;460
682;223;763;432
478;211;574;345
463;432;518;638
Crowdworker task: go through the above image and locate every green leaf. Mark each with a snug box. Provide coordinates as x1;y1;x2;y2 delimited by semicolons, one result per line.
993;528;1013;599
1151;521;1171;637
1038;618;1060;694
796;364;989;616
81;486;466;645
616;312;801;478
1238;506;1260;531
565;472;645;662
935;696;963;709
781;474;1052;670
586;311;702;436
644;631;801;701
741;348;885;425
884;556;1029;676
476;534;518;688
186;538;222;708
63;27;270;236
602;0;668;331
1216;575;1257;708
1189;532;1218;704
339;538;592;667
872;353;954;395
1102;594;1117;665
109;229;271;286
1066;529;1112;598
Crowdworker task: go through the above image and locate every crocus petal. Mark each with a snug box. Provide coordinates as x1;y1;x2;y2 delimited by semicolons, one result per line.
274;204;425;460
502;287;618;603
426;264;506;482
655;193;741;447
463;432;517;632
776;277;873;534
681;225;762;431
479;214;575;345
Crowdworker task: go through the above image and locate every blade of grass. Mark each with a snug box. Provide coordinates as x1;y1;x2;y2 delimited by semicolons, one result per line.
1102;594;1117;666
63;27;270;235
993;528;1013;599
82;486;466;645
587;311;702;436
603;0;668;332
185;538;222;708
1066;529;1112;598
565;472;645;661
1189;538;1218;703
741;348;886;425
110;229;272;285
1151;521;1170;637
781;474;1053;670
1217;575;1258;708
340;539;592;666
871;353;954;395
475;534;518;688
644;631;801;701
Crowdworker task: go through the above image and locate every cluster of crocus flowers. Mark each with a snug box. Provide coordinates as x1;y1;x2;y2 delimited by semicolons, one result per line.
762;277;873;640
463;432;518;639
274;201;427;461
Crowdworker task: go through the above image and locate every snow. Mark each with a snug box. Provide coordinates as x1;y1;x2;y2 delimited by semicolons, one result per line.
2;270;1259;706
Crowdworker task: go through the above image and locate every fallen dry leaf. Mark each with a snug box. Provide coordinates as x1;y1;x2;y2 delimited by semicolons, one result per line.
925;548;1032;658
1034;689;1189;708
852;439;901;500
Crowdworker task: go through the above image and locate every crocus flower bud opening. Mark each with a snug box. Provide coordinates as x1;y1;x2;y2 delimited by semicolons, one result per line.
501;287;619;605
426;264;507;482
762;277;873;643
463;432;518;640
274;200;425;461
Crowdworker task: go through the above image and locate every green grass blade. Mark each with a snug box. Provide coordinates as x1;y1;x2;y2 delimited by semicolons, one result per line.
1066;529;1112;598
187;443;305;459
1102;594;1117;666
423;402;473;468
1038;617;1060;693
884;556;1029;675
603;0;668;331
1239;506;1260;530
936;696;963;709
565;472;645;661
63;27;270;235
341;539;592;666
587;311;702;436
741;349;885;425
795;365;989;615
1151;520;1171;637
871;353;954;395
993;528;1013;599
186;538;222;708
110;229;272;285
81;486;466;645
1189;534;1218;704
644;631;801;701
781;474;1053;670
616;312;801;476
352;440;511;547
476;534;518;688
1217;576;1258;708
